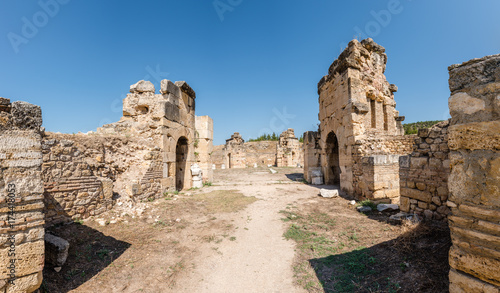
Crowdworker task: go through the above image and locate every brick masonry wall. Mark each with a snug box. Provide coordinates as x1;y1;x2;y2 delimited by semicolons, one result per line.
0;99;45;293
42;133;163;226
446;54;500;291
399;120;451;220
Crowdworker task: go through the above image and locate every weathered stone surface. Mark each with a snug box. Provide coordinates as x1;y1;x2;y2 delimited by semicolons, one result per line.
448;53;500;291
357;206;372;213
319;189;338;198
44;234;69;267
377;204;399;212
130;80;155;93
160;79;180;97
449;269;500;293
276;129;303;167
11;102;42;130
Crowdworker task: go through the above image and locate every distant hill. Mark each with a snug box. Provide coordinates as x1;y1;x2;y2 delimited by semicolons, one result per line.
403;120;444;135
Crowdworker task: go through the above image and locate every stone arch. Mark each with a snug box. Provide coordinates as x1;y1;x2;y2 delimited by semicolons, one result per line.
325;131;340;185
175;136;189;190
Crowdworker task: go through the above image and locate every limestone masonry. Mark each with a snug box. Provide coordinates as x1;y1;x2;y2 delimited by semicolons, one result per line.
446;54;500;292
304;38;411;202
0;98;44;293
0;39;499;292
211;129;304;169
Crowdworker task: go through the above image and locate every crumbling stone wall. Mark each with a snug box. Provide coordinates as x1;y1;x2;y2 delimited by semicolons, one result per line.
276;129;303;167
351;135;414;202
0;98;44;292
399;120;451;220
308;38;410;201
41;133;163;225
303;131;321;183
97;80;212;191
195;116;214;183
446;54;500;292
212;132;278;168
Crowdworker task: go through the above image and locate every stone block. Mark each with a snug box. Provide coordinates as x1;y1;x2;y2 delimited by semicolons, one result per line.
44;234;69;267
3;271;42;293
0;240;44;279
449;269;500;293
11;102;42;130
410;157;428;169
449;246;500;287
319;189;338;198
130;80;155;93
160;79;180;97
401;188;432;202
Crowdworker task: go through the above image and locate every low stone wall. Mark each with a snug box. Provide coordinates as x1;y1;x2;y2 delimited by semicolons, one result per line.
447;54;500;291
399;120;451;220
42;132;163;226
351;135;414;202
0;99;44;293
212;141;278;168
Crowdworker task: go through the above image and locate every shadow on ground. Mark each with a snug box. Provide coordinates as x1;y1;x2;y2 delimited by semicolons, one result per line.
308;221;451;293
41;223;131;293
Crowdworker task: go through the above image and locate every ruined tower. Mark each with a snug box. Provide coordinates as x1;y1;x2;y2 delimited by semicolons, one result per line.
305;38;413;201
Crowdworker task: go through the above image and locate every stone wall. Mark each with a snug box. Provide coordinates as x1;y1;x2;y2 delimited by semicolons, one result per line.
446;54;500;291
351;135;414;202
399;120;451;220
276;129;303;167
195;116;214;183
212;132;278;168
41;133;163;226
302;131;321;183
309;38;409;201
0;98;44;292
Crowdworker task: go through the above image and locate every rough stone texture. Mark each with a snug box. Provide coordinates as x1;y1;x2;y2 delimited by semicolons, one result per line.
307;38;412;201
195;116;214;183
41;133;158;225
212;133;278;168
276;129;304;167
399;120;450;220
319;189;338;198
302;131;321;183
0;99;45;293
44;233;69;267
447;54;500;292
98;79;212;192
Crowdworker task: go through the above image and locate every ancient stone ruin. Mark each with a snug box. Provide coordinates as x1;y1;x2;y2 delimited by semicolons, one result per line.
446;54;500;291
304;38;413;203
1;79;214;292
212;129;304;169
276;129;303;167
0;38;499;292
0;99;44;292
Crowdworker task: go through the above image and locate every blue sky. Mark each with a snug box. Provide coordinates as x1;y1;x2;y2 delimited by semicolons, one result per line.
0;0;498;145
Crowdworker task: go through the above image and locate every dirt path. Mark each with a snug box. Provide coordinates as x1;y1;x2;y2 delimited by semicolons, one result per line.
176;168;311;293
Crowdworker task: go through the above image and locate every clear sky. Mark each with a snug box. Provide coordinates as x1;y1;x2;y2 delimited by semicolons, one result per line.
1;0;498;145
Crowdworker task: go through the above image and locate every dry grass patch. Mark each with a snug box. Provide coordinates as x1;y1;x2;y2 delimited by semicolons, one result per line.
282;199;451;293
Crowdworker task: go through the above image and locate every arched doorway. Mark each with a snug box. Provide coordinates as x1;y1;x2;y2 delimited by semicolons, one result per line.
176;137;188;190
325;131;340;185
